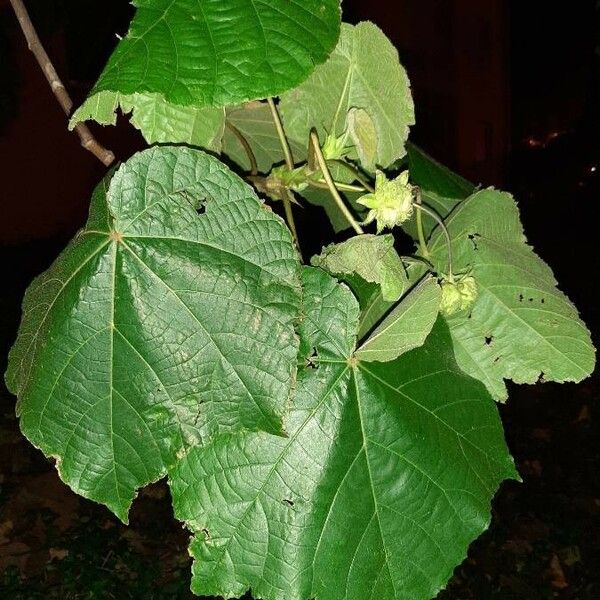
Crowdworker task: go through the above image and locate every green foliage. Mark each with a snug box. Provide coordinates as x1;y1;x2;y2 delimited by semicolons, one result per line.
7;2;596;599
401;144;475;239
407;143;475;199
281;22;414;168
6;146;301;522
356;275;441;362
223;102;307;173
170;268;517;600
428;188;596;400
70;0;341;144
280;21;415;230
312;234;407;301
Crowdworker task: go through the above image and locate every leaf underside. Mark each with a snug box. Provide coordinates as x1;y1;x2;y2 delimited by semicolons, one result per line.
71;0;341;145
170;267;517;600
5;146;301;522
356;275;441;362
223;102;307;173
312;234;408;302
281;21;414;169
402;143;475;240
429;188;596;400
280;21;414;231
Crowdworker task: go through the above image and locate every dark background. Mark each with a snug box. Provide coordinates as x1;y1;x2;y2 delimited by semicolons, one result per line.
1;1;598;598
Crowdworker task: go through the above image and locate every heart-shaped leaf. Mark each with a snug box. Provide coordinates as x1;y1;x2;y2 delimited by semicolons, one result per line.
170;267;517;600
223;102;307;173
5;146;301;521
356;275;441;362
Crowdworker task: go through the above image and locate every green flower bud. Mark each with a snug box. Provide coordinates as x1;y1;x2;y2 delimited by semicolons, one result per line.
322;132;350;161
357;170;415;233
440;273;478;316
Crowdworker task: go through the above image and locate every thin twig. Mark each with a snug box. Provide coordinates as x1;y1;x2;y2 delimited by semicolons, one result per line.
9;0;115;166
309;129;364;235
266;97;299;244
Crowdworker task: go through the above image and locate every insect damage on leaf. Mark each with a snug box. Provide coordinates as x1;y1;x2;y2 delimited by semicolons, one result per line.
169;267;518;600
6;146;302;522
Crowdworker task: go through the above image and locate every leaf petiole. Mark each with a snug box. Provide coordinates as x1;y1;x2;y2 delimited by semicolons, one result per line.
413;202;453;278
225;120;258;175
281;187;301;257
331;159;375;192
307;179;367;193
267;97;295;170
266;97;301;249
309;129;364;235
414;188;430;259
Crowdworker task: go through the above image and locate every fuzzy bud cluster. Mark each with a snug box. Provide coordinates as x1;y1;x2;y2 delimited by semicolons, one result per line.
357;171;415;233
440;273;478;316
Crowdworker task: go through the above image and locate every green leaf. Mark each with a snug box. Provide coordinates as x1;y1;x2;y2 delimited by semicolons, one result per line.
428;188;596;400
356;275;441;362
281;21;415;170
72;91;226;151
343;262;429;341
5;146;301;522
354;278;394;339
403;144;475;240
311;234;407;302
222;102;306;173
170;267;517;600
70;0;342;145
407;142;475;199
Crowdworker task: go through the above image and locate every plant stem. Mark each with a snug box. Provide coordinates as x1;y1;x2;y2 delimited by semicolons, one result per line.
9;0;114;167
307;179;367;193
281;188;301;255
266;98;300;248
331;159;375;193
414;189;430;259
225;121;258;175
309;129;364;235
267;98;294;170
413;203;453;277
400;255;434;270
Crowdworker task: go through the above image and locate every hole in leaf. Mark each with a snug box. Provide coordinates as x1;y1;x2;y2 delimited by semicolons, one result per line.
307;347;319;369
196;202;207;215
485;335;494;346
201;528;210;539
537;372;546;384
468;233;481;250
529;297;534;302
519;293;524;302
493;356;502;363
282;498;294;507
541;298;545;304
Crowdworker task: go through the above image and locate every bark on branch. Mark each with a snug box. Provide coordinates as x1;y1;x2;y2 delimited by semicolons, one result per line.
9;0;115;166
